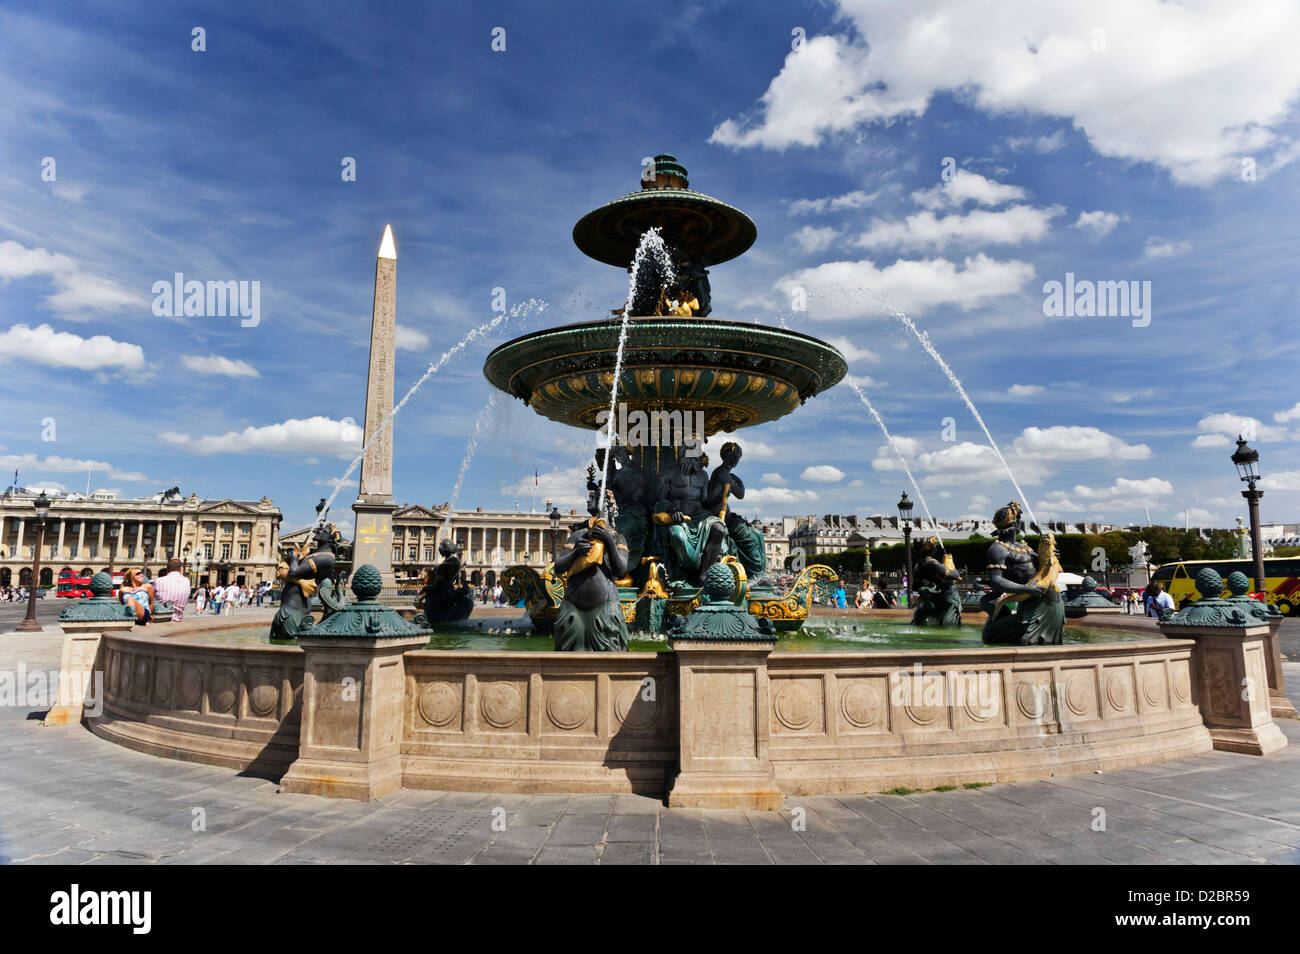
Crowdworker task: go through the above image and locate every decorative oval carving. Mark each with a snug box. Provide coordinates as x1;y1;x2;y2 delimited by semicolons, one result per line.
1016;682;1048;720
904;703;945;727
546;684;589;730
418;682;460;727
1105;671;1132;712
108;651;121;696
248;669;278;718
480;682;522;729
1065;673;1092;717
179;665;203;710
1142;669;1165;708
154;660;174;705
1173;665;1191;703
211;667;238;714
840;681;883;728
774;683;816;731
132;658;150;701
614;682;660;730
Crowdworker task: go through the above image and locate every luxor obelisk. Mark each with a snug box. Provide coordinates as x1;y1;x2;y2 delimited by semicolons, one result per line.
352;224;398;587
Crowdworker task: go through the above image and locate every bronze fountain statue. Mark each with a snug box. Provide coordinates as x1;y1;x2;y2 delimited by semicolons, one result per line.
910;536;962;627
417;539;475;624
552;489;630;651
980;502;1065;645
271;522;343;640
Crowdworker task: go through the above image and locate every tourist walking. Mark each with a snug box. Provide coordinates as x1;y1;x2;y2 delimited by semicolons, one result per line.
153;558;192;622
224;582;240;615
195;585;207;614
210;585;223;616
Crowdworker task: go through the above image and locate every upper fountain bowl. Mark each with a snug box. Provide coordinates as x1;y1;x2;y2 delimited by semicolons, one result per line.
483;316;847;436
573;155;756;268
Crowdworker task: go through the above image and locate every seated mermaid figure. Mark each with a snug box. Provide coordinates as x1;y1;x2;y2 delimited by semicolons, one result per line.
910;536;962;627
552;489;629;651
980;502;1064;645
271;523;341;640
705;441;766;576
652;449;731;585
421;539;475;623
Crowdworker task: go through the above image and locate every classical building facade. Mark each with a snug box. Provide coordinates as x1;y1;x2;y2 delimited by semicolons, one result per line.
283;505;580;587
0;489;282;588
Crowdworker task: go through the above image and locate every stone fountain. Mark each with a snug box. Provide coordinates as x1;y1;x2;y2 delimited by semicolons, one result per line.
487;155;847;638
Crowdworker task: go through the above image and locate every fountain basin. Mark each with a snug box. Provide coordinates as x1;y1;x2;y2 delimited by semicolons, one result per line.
84;621;1214;799
484;317;847;436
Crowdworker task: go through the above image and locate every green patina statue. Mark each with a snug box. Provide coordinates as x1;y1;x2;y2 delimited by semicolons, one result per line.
588;446;650;575
666;561;776;642
707;441;766;577
911;536;962;627
980;501;1065;645
652;451;731;585
270;522;342;641
552;489;630;651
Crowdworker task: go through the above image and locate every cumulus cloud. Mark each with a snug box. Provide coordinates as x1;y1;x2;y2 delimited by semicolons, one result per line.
775;254;1035;319
1196;412;1291;443
788;189;878;215
801;465;846;483
710;2;1300;185
1007;384;1044;397
787;225;842;254
0;323;144;371
1074;210;1122;238
854;204;1063;252
1143;237;1193;258
1273;402;1300;423
181;354;259;378
1191;434;1231;449
761;472;788;484
824;336;880;363
0;240;146;317
1264;470;1300;491
1006;130;1068;153
744;486;823;507
1041;476;1174;513
1011;426;1151;461
160;416;363;458
0;453;148;483
395;324;430;351
911;171;1028;211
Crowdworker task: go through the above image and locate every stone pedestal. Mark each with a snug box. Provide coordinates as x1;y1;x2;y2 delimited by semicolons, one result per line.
45;619;133;725
351;499;397;589
280;634;427;800
1264;618;1298;720
1160;621;1287;756
667;638;783;810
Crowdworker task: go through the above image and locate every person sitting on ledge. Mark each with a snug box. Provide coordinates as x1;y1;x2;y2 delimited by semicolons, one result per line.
118;567;155;625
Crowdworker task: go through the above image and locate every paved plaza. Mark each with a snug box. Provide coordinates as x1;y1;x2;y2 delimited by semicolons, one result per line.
3;625;1300;865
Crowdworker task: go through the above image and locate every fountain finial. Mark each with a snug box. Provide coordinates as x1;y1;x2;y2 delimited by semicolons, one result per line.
644;154;689;190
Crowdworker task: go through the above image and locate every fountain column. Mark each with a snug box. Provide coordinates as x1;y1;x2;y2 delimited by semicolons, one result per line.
352;225;399;588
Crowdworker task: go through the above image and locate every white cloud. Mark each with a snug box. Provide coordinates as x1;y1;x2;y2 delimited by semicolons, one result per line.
0;453;148;483
1172;507;1215;525
911;171;1028;210
51;182;90;202
788;189;878;215
744;486;823;507
801;465;845;483
855;204;1063;252
1264;470;1300;491
1074;210;1122;238
0;323;144;371
1273;402;1300;423
710;2;1300;185
843;373;882;389
1007;384;1044;398
761;472;788;484
775;254;1035;319
787;224;842;254
1144;237;1193;258
825;336;880;363
0;240;146;317
395;324;430;351
1196;412;1290;443
159;416;363;458
1012;426;1151;461
1007;130;1068;153
1191;434;1231;449
1041;476;1174;513
181;354;259;378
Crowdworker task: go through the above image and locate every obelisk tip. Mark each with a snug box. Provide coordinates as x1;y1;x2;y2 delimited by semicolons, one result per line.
378;224;396;260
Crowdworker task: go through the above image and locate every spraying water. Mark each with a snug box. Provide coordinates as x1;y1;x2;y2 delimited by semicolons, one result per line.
866;291;1040;530
439;393;499;541
322;298;547;515
597;229;675;517
848;382;943;550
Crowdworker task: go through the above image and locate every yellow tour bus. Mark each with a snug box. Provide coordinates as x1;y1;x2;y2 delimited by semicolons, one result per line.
1149;557;1300;616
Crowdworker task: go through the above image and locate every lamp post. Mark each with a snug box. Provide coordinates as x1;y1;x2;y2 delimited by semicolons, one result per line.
1231;436;1267;593
897;492;913;606
549;507;563;563
16;492;50;633
143;528;155;578
108;520;122;575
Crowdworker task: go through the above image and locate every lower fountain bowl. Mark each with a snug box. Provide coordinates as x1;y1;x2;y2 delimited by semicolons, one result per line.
483;317;847;435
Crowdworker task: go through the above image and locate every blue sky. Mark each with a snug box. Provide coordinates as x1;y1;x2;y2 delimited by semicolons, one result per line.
2;0;1300;535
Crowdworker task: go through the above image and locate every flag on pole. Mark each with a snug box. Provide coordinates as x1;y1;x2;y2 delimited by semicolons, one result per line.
534;468;539;486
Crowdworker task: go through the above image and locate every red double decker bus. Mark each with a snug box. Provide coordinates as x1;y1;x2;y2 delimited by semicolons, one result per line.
56;569;94;598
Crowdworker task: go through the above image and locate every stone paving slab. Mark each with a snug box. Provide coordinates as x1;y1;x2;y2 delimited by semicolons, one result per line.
3;627;1300;864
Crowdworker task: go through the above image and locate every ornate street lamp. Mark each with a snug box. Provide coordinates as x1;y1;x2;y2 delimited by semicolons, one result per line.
16;492;50;632
897;492;913;606
108;520;122;575
549;506;563;563
1231;436;1266;593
